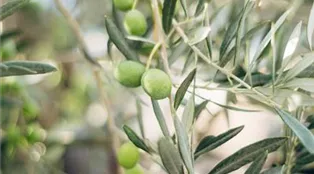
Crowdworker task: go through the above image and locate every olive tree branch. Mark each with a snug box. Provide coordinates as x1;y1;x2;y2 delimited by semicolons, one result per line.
172;19;281;108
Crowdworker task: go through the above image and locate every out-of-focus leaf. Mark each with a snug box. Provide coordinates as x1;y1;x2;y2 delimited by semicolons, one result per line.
296;152;314;166
308;2;314;50
219;1;254;67
0;0;30;21
282;21;302;60
275;108;314;154
162;0;177;34
282;52;314;82
0;61;57;77
242;21;271;41
158;137;184;174
105;17;138;61
123;125;150;153
250;9;290;66
244;151;268;174
152;99;170;137
205;35;213;59
0;30;21;44
174;69;196;110
188;27;211;45
194;100;208;119
208;137;287;174
283;78;314;92
194;126;244;160
261;166;284;174
136;100;145;138
179;0;187;17
181;95;195;132
126;35;156;44
169;42;190;66
194;0;205;16
174;116;194;174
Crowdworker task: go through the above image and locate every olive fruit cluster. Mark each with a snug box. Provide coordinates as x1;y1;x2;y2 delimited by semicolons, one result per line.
113;0;147;36
114;60;172;100
117;142;144;174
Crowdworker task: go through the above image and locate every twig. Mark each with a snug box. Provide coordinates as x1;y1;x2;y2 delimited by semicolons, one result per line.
172;19;281;108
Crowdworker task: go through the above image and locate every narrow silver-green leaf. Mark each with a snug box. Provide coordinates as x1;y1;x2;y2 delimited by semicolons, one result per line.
123;125;150;153
308;2;314;50
194;101;208;119
194;126;244;160
194;0;205;16
208;137;287;174
181;96;195;132
174;68;196;110
0;61;57;77
179;0;187;17
282;21;302;60
174;116;194;174
152;99;170;137
283;78;314;92
162;0;177;34
188;27;211;45
283;52;314;82
0;0;29;21
250;9;290;66
158;137;184;174
0;29;21;44
136;100;145;139
105;17;138;61
244;151;268;174
275;108;314;154
261;166;284;174
126;35;156;44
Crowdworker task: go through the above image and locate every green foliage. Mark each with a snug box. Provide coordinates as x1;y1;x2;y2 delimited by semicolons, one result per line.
0;0;30;21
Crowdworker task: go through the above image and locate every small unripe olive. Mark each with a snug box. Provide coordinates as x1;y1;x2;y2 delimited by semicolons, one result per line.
125;165;144;174
113;0;134;11
141;69;172;100
124;10;147;36
114;60;145;88
117;142;140;169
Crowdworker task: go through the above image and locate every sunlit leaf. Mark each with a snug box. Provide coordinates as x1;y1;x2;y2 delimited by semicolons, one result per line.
181;95;195;132
0;61;57;77
308;2;314;50
208;137;287;174
123;125;150;153
105;17;138;61
194;126;244;160
126;35;156;44
162;0;177;34
244;151;268;174
152;99;170;137
283;21;302;60
283;78;314;92
158;137;184;174
0;0;30;21
188;27;211;45
174;116;194;174
275;108;314;154
174;68;196;110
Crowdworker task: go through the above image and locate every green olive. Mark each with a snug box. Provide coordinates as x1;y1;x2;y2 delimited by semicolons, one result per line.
113;0;134;11
0;40;17;60
26;124;43;144
114;60;145;88
141;69;172;100
6;126;21;144
124;10;147;36
117;142;140;169
125;165;144;174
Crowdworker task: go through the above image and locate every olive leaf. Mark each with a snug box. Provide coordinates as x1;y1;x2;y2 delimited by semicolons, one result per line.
105;17;138;61
174;115;194;174
179;0;187;17
0;0;30;21
307;2;314;50
0;29;22;44
194;0;205;17
275;108;314;154
283;78;314;93
282;21;302;60
261;166;285;174
194;126;244;160
122;125;150;153
194;100;209;120
162;0;177;34
158;137;184;174
181;95;195;132
244;151;268;174
208;137;287;174
188;27;211;46
151;99;170;137
0;61;57;77
174;68;196;110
